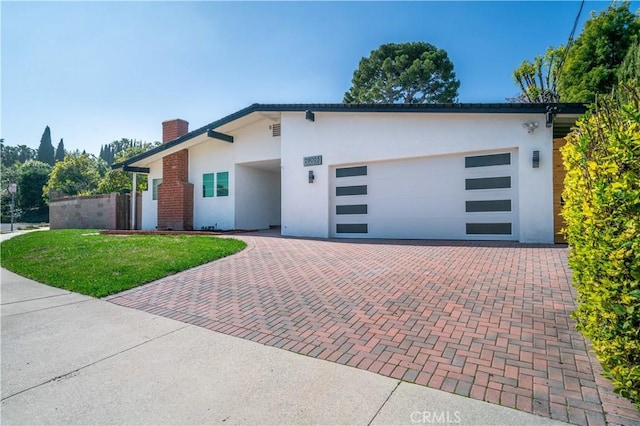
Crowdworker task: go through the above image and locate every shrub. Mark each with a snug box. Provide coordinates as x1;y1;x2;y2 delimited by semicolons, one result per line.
562;84;640;409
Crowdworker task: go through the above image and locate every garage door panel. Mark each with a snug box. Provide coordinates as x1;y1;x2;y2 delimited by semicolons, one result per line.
371;159;462;179
369;194;461;218
330;151;518;240
334;175;368;185
465;188;514;199
368;217;466;240
370;177;464;197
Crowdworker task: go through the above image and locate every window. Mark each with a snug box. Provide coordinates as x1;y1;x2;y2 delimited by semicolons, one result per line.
465;153;511;168
152;178;162;201
336;204;368;215
336;166;367;178
336;185;367;196
202;171;230;198
336;223;368;233
203;173;214;198
466;223;512;235
465;176;511;190
465;200;511;212
217;172;229;197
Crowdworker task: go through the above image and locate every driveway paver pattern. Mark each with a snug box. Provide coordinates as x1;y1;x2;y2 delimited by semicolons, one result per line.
108;233;640;425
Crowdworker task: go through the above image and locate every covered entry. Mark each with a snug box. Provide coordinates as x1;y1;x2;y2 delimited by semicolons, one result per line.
329;151;518;240
235;159;281;230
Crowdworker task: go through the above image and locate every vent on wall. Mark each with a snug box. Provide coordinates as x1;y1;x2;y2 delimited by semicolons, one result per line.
270;123;281;137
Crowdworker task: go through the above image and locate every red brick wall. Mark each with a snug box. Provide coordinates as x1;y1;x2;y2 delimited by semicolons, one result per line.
162;119;189;144
157;118;192;230
157;149;194;230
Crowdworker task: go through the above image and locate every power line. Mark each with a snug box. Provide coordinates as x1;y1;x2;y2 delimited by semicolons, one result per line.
554;0;586;96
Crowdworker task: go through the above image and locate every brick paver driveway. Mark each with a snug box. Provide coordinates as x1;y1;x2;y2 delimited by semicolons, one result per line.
108;232;639;425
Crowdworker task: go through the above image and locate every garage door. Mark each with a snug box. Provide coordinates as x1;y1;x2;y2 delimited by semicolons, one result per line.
329;151;518;240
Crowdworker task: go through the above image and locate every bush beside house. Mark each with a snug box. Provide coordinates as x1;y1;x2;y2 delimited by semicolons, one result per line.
562;83;640;409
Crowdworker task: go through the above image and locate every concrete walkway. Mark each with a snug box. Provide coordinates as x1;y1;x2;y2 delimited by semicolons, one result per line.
0;223;40;233
1;268;566;425
0;226;49;242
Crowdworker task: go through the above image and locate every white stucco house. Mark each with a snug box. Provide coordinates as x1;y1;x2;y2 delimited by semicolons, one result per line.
113;103;586;243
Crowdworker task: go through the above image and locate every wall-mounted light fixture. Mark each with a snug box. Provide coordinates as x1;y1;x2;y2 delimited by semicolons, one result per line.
308;170;315;183
305;110;315;122
532;150;540;168
522;121;539;134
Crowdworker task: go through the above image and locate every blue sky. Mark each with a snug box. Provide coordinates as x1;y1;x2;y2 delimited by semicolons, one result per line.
1;1;632;156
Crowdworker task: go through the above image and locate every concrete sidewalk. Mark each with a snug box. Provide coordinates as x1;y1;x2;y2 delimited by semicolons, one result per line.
0;226;49;243
1;269;567;425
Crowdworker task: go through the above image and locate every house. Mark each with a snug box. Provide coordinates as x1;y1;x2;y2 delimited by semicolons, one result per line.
113;103;587;243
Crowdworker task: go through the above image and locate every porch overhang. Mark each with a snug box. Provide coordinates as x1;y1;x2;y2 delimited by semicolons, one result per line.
122;166;150;173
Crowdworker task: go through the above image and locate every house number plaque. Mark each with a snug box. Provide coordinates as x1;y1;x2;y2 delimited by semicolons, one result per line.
303;155;323;167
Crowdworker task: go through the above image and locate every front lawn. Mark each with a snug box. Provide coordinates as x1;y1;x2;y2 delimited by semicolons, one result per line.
0;229;246;297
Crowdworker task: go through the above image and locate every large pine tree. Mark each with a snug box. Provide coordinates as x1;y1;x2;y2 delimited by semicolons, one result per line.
99;144;115;165
36;126;55;166
55;138;65;162
343;42;460;104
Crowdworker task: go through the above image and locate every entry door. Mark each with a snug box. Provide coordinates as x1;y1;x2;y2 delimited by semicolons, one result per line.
553;138;567;243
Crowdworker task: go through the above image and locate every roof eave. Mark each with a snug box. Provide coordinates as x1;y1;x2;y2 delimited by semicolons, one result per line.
111;102;588;169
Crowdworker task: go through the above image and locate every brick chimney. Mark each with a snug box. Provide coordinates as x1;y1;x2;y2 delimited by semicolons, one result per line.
162;119;189;144
157;118;193;230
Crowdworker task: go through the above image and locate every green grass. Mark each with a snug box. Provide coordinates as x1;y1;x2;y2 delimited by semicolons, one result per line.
0;229;246;297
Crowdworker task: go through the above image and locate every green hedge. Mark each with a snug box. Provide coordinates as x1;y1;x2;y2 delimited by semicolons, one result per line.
562;84;640;409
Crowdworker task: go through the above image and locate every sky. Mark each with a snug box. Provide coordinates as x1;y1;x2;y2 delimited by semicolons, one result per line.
1;1;635;157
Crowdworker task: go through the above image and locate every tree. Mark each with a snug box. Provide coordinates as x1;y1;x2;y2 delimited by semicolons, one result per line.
343;42;460;104
36;126;55;166
0;162;20;200
17;160;51;211
511;46;564;102
96;141;159;193
43;153;101;199
2;142;37;167
55;138;66;162
17;145;36;164
99;139;155;165
1;142;19;167
559;1;640;102
1;141;40;221
99;144;114;165
113;141;160;164
617;39;640;85
0;161;21;222
97;169;134;194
